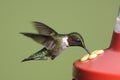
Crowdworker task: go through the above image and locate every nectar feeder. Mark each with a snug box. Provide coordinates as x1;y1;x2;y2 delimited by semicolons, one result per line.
72;7;120;80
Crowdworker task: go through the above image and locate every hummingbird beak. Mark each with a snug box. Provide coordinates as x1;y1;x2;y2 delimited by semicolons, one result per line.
84;47;91;55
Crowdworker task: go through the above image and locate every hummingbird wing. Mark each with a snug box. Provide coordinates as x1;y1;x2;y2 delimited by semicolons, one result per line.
33;21;58;36
20;33;55;49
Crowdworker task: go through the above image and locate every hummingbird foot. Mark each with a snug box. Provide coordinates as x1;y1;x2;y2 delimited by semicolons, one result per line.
51;55;57;60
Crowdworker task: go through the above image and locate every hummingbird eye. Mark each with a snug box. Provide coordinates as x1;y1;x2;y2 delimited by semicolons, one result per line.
76;38;80;42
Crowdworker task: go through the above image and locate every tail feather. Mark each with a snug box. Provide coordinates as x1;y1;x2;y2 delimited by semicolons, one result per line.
21;57;34;62
21;48;48;62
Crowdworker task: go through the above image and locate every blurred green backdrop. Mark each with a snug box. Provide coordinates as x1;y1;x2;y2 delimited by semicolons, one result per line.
0;0;120;80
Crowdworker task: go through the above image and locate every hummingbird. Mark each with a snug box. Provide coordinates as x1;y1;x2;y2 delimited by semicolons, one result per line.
21;21;90;62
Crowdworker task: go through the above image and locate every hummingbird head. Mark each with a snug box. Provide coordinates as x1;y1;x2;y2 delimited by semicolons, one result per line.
68;32;90;54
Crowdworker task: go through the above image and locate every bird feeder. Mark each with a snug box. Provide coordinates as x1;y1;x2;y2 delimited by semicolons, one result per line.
72;7;120;80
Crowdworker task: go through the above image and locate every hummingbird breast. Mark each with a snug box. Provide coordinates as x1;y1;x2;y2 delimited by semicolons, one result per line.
48;36;69;58
61;36;69;49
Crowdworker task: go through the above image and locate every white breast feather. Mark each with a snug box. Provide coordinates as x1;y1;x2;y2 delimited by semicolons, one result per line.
62;36;69;49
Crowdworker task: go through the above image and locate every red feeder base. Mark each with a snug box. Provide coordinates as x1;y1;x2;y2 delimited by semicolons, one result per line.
73;32;120;80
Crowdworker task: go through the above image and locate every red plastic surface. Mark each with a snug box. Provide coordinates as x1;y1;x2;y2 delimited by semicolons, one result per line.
73;31;120;80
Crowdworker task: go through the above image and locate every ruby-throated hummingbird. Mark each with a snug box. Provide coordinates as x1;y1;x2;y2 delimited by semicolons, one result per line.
21;21;90;62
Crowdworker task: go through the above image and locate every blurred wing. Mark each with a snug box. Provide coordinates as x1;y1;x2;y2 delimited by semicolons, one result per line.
21;33;55;49
33;21;58;36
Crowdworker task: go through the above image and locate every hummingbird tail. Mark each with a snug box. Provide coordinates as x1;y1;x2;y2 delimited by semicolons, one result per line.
21;48;48;62
21;57;34;62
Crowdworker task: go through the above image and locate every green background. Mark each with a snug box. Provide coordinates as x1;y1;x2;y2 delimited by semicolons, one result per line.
0;0;120;80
